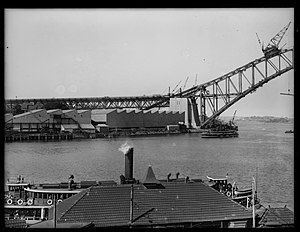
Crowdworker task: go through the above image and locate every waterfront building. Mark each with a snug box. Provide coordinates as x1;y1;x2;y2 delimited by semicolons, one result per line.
76;110;96;133
47;166;253;228
93;109;184;130
11;109;50;133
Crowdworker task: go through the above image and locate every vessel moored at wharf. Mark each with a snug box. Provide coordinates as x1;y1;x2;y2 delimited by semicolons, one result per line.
4;175;116;224
206;175;260;208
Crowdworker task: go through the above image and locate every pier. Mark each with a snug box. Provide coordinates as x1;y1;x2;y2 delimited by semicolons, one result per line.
5;133;75;142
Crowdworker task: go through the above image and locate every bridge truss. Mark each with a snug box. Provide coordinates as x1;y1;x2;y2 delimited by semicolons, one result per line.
144;48;294;128
5;95;169;114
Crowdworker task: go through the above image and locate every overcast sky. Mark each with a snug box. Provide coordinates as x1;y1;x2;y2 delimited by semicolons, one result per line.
5;8;294;117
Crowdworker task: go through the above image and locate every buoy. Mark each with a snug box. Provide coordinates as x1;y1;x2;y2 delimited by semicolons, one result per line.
226;191;232;197
47;199;53;205
57;199;62;203
17;199;23;205
27;199;33;205
7;199;13;205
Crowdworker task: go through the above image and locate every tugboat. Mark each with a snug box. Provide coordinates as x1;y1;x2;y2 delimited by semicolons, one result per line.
206;175;260;208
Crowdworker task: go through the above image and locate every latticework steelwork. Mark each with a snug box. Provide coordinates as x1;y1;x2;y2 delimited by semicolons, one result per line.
5;96;170;114
143;48;294;127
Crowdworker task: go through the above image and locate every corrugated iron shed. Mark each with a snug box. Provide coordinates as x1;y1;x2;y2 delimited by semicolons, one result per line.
51;181;252;228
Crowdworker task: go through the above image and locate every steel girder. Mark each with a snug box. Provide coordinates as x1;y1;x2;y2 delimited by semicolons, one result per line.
5;96;170;114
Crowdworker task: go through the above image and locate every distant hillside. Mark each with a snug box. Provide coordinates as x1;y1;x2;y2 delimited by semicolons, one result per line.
234;116;294;123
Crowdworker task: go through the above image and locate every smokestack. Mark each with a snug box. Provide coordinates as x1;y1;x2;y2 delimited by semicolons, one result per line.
125;147;134;180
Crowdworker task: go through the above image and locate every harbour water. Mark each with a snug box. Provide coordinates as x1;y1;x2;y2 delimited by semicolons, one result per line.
5;120;294;210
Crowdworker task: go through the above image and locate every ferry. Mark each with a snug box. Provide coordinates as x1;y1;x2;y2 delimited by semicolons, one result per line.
201;115;239;138
201;129;239;138
4;175;117;225
206;175;260;208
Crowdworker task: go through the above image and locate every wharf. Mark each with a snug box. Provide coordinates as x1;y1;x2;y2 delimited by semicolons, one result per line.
5;133;75;142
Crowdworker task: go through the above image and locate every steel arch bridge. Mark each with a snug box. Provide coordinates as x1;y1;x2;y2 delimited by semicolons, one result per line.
144;48;294;127
5;48;293;128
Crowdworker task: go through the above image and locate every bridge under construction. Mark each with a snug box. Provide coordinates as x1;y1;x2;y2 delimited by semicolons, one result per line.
5;23;294;129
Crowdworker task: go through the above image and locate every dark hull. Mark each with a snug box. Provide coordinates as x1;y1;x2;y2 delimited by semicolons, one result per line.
201;130;239;138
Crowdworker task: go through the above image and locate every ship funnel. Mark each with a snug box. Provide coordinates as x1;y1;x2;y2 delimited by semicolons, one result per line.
124;147;134;180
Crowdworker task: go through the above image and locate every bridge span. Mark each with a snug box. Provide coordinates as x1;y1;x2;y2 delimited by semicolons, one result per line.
5;95;170;113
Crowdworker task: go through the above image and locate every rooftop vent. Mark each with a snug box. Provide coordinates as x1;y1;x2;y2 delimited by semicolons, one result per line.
142;165;164;189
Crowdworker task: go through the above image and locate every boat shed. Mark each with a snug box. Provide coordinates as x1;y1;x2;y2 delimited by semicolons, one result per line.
49;171;253;228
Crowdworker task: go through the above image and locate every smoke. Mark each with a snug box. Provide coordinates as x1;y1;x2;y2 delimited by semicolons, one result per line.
118;142;132;154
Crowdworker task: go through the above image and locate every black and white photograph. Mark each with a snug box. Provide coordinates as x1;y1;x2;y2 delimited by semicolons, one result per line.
4;8;294;228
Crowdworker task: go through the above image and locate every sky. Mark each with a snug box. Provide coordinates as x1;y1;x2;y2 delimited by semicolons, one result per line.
5;8;294;117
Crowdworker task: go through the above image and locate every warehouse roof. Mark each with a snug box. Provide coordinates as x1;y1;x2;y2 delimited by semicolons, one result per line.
47;109;63;114
77;109;91;113
62;109;76;113
13;109;45;118
52;179;252;227
80;124;95;129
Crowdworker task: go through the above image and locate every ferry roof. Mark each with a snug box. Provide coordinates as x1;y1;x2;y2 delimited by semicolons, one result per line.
206;175;228;181
6;182;30;186
5;205;51;209
51;181;252;227
24;187;82;194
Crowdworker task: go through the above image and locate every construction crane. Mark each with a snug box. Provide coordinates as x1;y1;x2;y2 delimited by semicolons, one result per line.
171;80;182;94
228;110;238;130
182;76;189;91
256;22;291;58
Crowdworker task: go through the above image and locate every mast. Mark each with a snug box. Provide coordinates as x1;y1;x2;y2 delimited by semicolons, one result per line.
53;195;56;228
129;184;134;227
252;177;256;228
